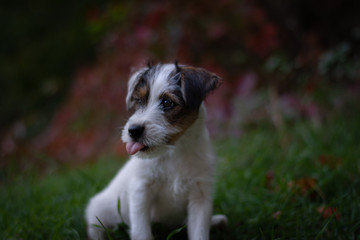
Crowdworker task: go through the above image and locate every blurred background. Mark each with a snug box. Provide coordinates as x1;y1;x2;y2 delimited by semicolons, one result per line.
1;0;360;169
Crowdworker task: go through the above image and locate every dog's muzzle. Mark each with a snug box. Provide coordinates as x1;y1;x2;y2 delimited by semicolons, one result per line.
126;124;147;155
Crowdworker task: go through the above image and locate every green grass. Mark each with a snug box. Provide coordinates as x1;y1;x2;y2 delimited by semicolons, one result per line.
0;156;121;240
1;110;360;239
213;113;360;239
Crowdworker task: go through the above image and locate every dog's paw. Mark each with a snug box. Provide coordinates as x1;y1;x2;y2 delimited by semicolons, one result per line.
211;214;228;229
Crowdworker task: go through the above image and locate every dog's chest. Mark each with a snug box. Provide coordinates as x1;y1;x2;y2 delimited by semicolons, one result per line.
135;148;210;223
151;156;192;194
150;173;190;224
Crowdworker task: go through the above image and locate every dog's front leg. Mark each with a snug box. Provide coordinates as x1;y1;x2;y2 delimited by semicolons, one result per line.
129;180;154;240
187;182;212;240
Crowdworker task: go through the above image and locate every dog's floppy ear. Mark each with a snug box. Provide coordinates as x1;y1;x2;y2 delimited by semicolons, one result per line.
125;68;147;110
180;66;222;109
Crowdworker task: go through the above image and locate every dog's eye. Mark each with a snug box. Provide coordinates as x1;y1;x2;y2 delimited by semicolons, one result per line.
160;98;175;111
134;98;143;106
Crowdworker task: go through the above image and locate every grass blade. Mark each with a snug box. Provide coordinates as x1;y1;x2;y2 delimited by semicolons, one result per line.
96;216;112;240
166;225;186;240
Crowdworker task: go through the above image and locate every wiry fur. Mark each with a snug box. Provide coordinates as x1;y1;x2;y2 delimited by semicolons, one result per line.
85;63;227;240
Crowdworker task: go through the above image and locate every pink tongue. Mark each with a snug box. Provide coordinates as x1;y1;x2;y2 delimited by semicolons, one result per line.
126;142;145;155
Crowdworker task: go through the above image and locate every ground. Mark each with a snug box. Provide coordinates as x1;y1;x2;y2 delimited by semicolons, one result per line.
1;103;360;240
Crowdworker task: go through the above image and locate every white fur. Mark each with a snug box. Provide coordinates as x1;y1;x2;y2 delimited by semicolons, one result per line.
85;64;227;240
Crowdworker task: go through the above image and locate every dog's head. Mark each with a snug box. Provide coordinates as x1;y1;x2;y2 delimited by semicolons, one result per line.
122;63;221;156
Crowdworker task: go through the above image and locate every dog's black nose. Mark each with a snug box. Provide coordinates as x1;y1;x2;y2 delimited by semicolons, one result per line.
128;125;145;140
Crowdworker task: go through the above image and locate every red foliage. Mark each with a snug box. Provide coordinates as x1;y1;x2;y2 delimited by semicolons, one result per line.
317;155;342;167
265;170;275;189
32;30;151;162
3;0;344;165
317;206;341;221
288;177;325;200
244;7;279;57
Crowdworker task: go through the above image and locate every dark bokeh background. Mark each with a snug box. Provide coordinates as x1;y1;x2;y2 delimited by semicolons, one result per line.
1;0;360;168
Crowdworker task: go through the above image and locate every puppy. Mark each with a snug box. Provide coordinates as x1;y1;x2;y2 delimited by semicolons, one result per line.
85;63;227;240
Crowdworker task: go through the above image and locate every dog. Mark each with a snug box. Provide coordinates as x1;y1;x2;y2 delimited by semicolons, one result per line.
85;62;227;240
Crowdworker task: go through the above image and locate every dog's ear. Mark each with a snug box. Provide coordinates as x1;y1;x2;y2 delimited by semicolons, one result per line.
180;66;222;109
126;68;147;110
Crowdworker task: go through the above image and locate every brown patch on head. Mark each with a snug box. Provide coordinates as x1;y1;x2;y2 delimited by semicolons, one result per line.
166;108;199;145
163;64;222;144
126;65;159;111
162;92;199;144
129;77;150;110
